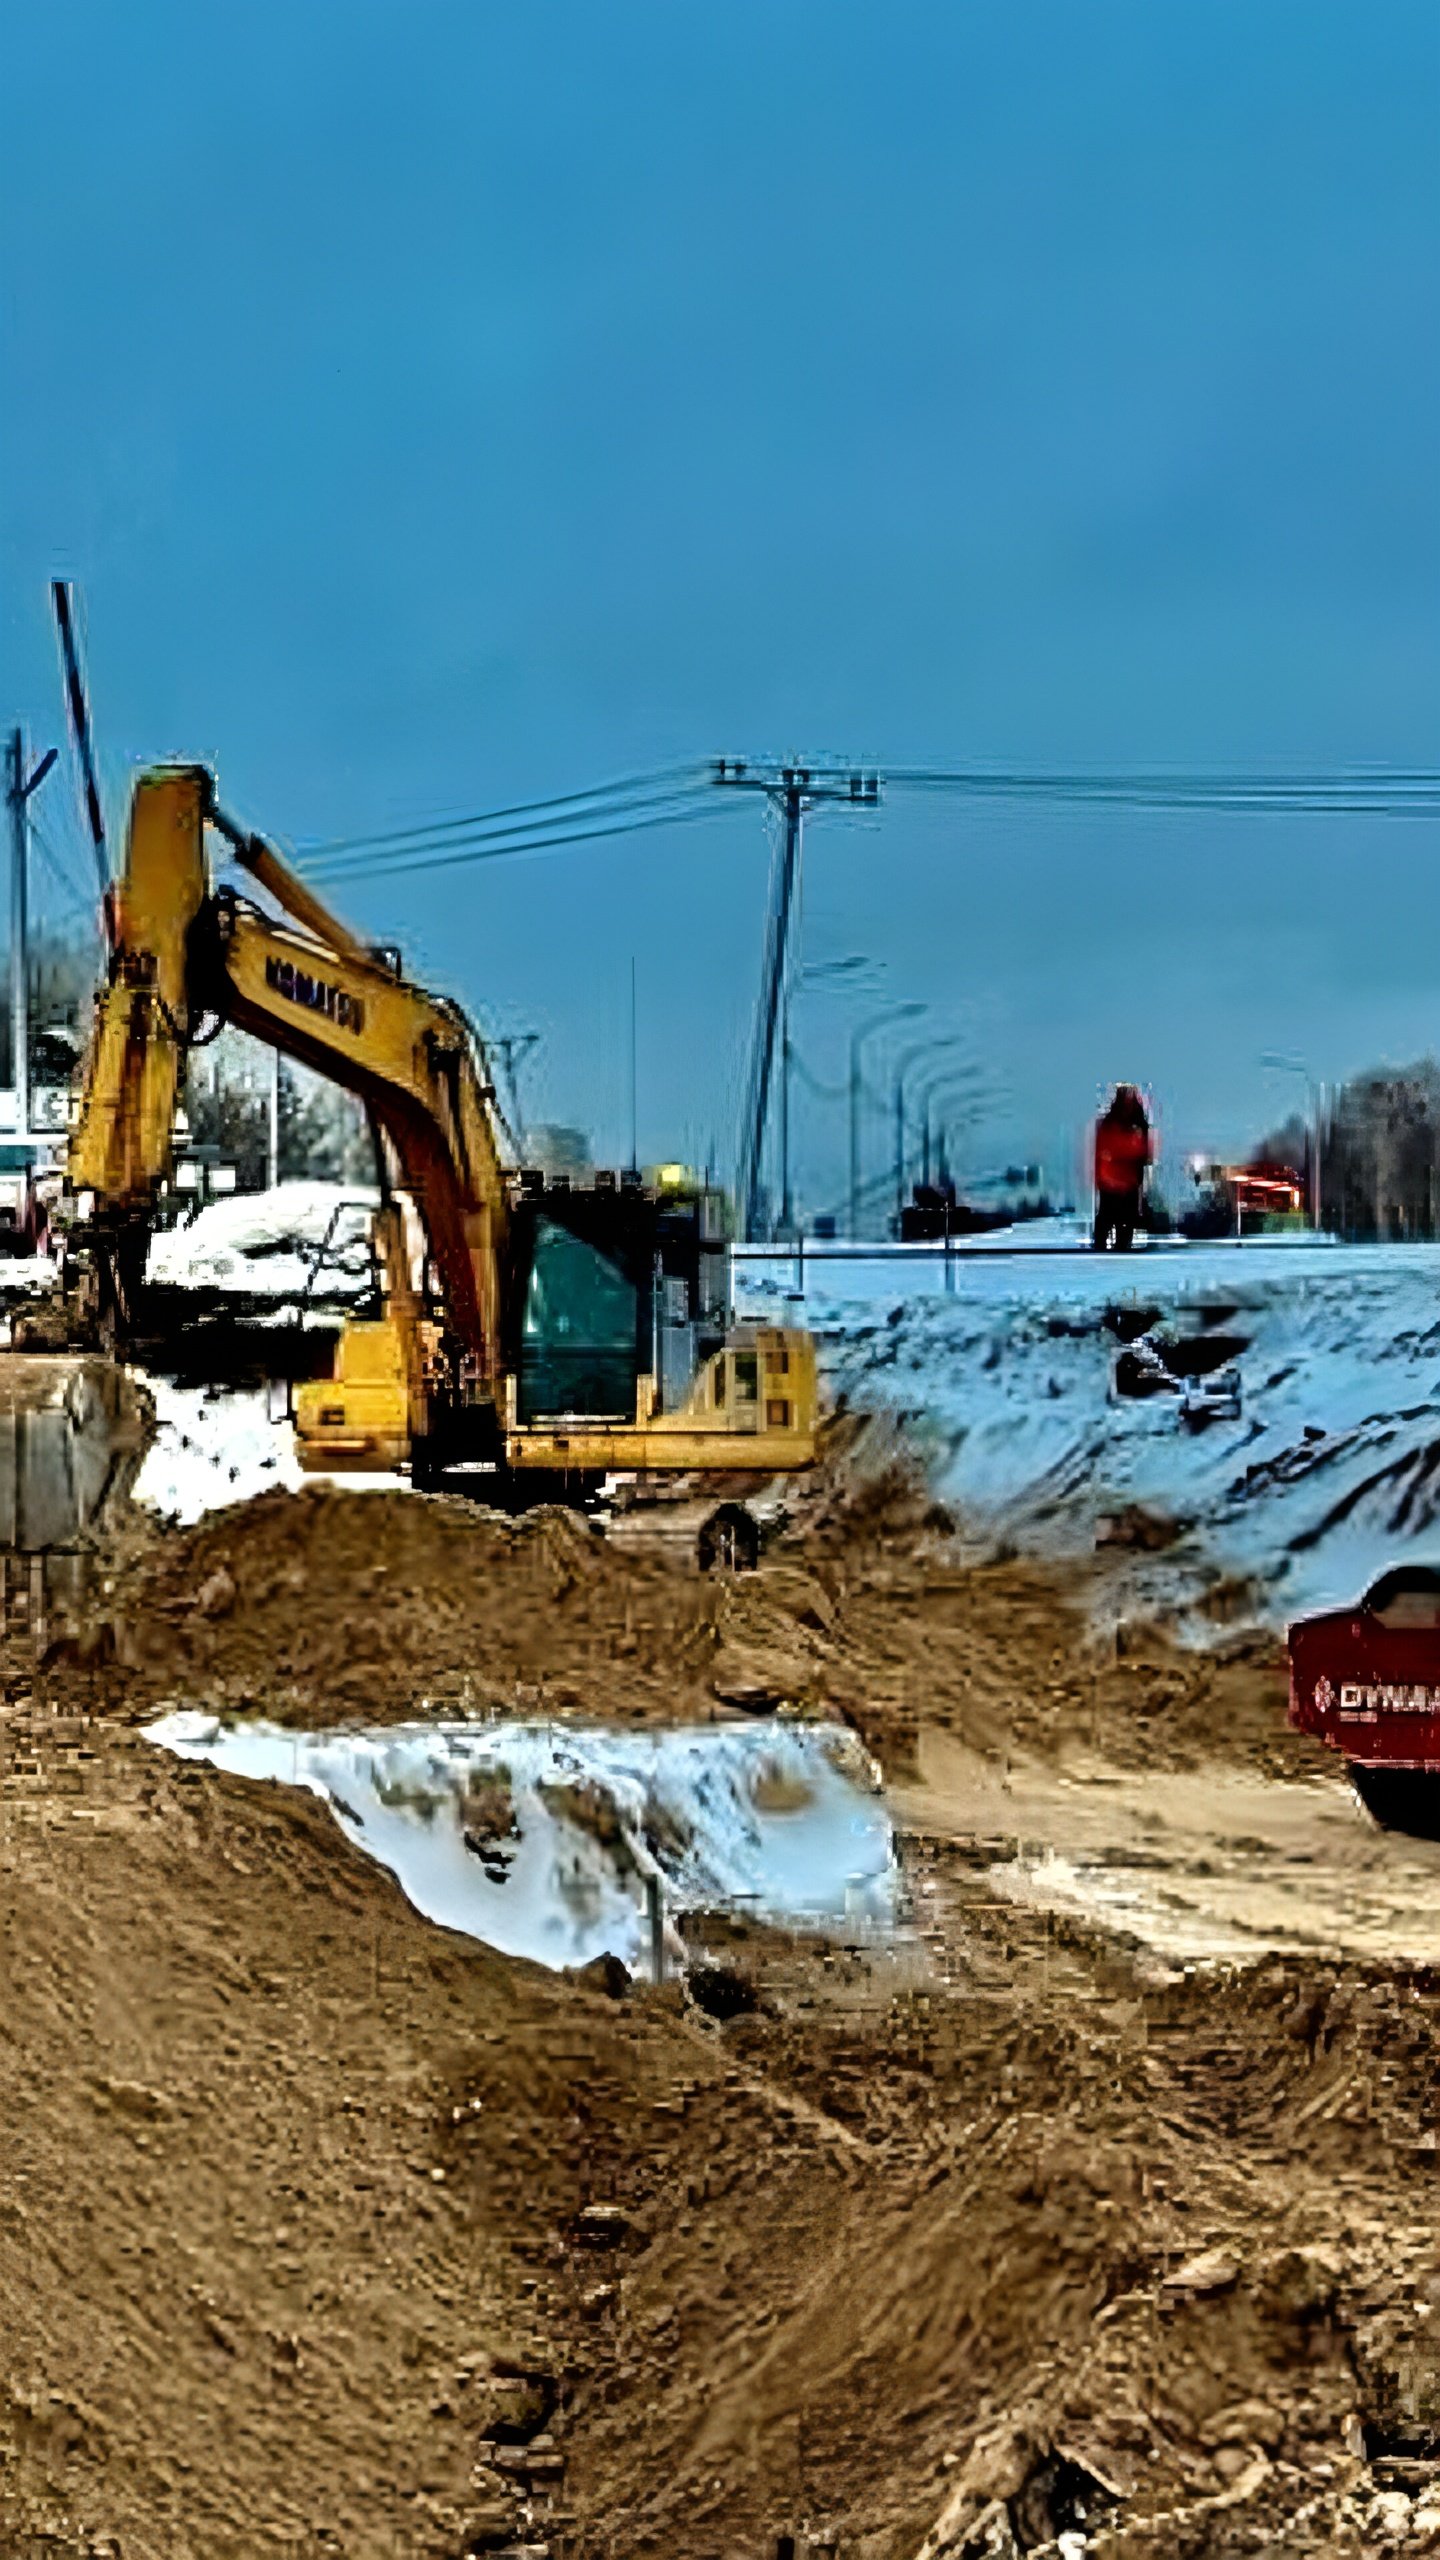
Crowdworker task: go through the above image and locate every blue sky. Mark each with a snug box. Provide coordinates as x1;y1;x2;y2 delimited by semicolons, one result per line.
4;2;1438;1212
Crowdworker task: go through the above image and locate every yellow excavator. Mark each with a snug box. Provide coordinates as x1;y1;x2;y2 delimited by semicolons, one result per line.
58;764;816;1547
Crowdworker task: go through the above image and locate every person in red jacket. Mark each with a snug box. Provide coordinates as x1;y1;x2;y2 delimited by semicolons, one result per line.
1092;1084;1153;1251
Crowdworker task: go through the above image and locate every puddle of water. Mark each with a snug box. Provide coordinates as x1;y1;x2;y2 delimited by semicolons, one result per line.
144;1713;898;1974
988;1847;1272;1965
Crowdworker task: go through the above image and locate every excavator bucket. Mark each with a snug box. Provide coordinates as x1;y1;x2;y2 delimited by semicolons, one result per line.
0;1355;149;1551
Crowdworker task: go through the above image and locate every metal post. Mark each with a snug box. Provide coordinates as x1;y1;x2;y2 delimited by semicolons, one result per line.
629;954;638;1173
849;1005;920;1239
5;731;57;1148
892;1036;966;1229
5;732;26;1143
268;1047;281;1188
848;1047;861;1242
1261;1053;1323;1235
715;761;880;1241
51;582;109;904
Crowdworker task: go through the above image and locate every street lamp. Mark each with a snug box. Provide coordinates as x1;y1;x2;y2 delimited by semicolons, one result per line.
779;956;875;1233
849;1002;924;1240
892;1035;967;1221
916;1065;984;1187
1260;1053;1323;1231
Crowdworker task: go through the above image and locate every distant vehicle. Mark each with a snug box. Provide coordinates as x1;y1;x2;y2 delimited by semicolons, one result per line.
1180;1159;1306;1240
899;1180;1001;1241
895;1172;1052;1242
1288;1566;1440;1833
0;1139;57;1256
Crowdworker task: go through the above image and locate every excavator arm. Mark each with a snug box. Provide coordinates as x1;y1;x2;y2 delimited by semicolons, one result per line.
65;766;208;1221
66;766;510;1458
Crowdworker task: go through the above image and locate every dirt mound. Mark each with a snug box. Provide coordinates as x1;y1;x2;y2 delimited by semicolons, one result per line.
0;1694;590;2559
46;1482;720;1729
23;1478;1305;1809
2;1444;1428;2558
9;1667;1436;2559
469;1912;1440;2558
786;1405;958;1551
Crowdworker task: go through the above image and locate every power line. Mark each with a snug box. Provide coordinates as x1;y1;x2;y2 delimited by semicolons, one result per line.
29;817;93;914
295;763;712;866
887;765;1440;813
299;791;721;888
293;756;1440;891
284;753;1440;895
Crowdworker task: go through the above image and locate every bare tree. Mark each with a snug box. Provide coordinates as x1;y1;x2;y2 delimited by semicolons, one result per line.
1257;1061;1440;1240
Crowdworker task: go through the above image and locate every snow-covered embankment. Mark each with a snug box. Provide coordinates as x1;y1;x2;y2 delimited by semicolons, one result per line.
742;1239;1440;1629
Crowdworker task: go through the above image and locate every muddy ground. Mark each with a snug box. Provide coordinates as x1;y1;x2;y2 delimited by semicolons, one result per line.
6;1444;1440;2557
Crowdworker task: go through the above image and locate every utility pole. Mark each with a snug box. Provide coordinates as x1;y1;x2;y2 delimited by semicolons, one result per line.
5;730;57;1145
779;984;792;1234
51;583;109;906
629;955;638;1173
714;760;880;1240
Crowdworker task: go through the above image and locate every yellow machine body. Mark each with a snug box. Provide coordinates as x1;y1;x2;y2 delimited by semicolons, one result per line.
67;767;819;1493
67;767;209;1207
291;1319;817;1480
501;1324;817;1477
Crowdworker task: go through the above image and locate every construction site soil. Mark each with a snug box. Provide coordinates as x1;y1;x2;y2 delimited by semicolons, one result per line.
6;1432;1440;2557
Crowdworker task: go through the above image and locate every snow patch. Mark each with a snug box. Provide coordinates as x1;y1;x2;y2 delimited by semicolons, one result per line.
148;1182;377;1300
132;1380;306;1524
132;1378;409;1523
144;1713;897;1973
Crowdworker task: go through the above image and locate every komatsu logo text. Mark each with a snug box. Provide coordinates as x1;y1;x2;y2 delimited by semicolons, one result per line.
265;955;365;1034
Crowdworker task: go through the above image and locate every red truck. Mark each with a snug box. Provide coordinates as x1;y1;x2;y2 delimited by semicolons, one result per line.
1288;1566;1440;1834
